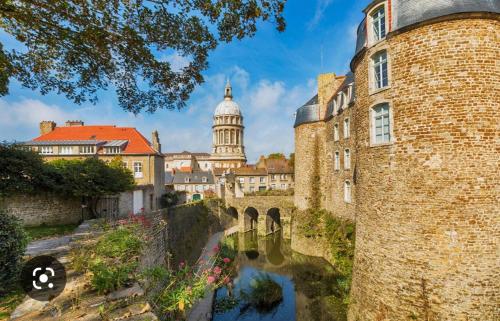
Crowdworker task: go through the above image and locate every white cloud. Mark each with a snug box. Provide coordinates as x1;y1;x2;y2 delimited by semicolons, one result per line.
160;52;191;72
308;0;334;30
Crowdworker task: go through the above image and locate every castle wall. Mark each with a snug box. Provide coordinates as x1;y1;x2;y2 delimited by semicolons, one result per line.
349;17;499;320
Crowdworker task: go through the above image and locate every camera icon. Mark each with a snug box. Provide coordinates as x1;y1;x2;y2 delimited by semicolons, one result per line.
21;255;66;301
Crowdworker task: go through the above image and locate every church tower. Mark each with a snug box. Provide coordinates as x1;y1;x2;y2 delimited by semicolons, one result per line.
211;80;247;168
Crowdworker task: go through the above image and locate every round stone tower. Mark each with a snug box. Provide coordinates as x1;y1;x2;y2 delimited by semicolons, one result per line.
349;1;499;320
211;80;247;168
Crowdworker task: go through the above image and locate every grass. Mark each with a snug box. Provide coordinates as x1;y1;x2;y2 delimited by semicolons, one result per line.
24;223;80;241
0;287;24;321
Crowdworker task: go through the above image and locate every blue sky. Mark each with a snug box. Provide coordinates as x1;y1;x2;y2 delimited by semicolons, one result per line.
0;0;369;163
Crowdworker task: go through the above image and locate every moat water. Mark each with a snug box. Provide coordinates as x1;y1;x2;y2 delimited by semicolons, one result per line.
212;231;348;321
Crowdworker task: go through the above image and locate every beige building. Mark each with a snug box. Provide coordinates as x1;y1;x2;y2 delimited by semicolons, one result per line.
293;1;499;320
24;121;165;215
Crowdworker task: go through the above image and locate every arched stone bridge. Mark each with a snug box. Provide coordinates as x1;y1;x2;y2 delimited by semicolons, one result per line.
223;196;294;238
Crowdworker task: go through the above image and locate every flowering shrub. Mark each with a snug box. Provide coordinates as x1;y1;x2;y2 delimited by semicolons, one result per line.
151;237;237;320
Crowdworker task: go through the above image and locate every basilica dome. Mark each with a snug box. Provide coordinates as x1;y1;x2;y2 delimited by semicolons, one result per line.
214;99;241;116
214;79;242;116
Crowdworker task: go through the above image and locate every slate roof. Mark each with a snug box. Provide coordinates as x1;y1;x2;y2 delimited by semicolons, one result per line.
294;95;320;128
172;171;215;184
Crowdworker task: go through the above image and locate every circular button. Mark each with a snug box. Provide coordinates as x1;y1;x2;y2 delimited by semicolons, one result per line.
20;255;66;301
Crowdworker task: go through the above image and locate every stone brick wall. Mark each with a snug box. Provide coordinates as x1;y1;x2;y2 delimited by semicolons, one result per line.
349;16;499;321
1;194;86;226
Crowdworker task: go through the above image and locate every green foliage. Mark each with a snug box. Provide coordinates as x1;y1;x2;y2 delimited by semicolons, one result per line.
244;188;294;196
240;274;283;313
0;210;28;294
0;144;60;197
0;0;286;113
309;136;321;210
289;153;295;169
267;153;285;160
160;191;179;208
24;223;79;241
71;225;143;294
0;286;24;319
152;237;237;320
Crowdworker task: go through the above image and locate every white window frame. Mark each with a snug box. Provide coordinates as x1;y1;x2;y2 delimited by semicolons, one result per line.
249;177;255;184
239;177;245;184
79;145;96;155
59;146;72;155
344;118;350;139
370;4;387;44
371;103;393;145
260;177;266;183
281;184;286;189
344;180;352;203
372;50;389;90
334;123;339;141
133;162;143;178
40;146;54;154
344;149;351;170
202;177;207;183
334;151;340;171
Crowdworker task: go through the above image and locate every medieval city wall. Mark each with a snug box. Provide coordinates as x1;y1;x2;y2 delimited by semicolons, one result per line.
349;16;499;321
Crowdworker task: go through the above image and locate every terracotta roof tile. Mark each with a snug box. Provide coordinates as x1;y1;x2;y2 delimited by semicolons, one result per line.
33;125;157;154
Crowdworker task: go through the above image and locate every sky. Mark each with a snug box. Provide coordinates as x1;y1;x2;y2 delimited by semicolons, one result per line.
0;0;370;163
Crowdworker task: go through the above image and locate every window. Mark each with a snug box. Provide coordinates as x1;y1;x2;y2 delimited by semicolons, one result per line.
196;185;202;192
281;184;286;189
249;186;255;192
372;51;389;89
202;177;207;183
334;151;340;170
271;184;276;189
372;103;391;144
334;124;339;141
122;161;127;168
344;118;350;138
40;146;53;154
184;177;191;183
344;181;352;203
105;146;121;154
344;149;351;170
249;177;255;184
59;146;72;155
133;162;143;178
239;177;245;184
260;177;266;183
281;174;287;180
271;175;276;181
79;145;95;154
371;6;386;42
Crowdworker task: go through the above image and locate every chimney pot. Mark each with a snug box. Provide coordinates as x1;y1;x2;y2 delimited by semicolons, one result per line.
65;120;84;127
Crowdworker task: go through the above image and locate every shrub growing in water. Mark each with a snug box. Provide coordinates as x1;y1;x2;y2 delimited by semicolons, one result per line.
0;211;28;293
241;274;283;314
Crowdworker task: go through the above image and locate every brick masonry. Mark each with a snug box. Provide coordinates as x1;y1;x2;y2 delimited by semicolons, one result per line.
293;15;499;321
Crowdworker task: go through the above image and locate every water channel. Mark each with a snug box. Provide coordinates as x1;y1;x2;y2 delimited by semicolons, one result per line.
212;231;348;321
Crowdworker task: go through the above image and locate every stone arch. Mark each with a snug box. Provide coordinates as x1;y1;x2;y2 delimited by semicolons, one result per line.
243;207;259;232
266;208;281;235
227;207;238;220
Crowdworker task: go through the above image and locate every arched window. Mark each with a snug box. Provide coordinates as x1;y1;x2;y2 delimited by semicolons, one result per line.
371;103;392;144
344;180;352;203
371;5;386;42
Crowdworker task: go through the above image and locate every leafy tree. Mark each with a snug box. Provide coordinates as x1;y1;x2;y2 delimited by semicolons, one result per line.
267;153;285;160
288;152;294;169
0;0;286;113
0;210;28;294
0;143;60;197
50;158;135;217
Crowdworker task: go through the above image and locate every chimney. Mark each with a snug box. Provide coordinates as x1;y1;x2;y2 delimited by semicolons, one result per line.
40;121;56;135
152;130;161;153
65;120;84;127
317;73;342;118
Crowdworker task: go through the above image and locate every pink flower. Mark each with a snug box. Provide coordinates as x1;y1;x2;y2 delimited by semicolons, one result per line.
212;245;220;253
207;276;216;284
179;261;185;268
223;276;231;284
223;258;231;264
213;266;222;275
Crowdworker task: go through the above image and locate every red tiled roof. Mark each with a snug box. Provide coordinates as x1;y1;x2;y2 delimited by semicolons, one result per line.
33;125;157;154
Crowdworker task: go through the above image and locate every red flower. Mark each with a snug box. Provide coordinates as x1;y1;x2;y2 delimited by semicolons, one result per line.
207;276;216;284
212;245;220;253
223;258;231;264
213;266;222;275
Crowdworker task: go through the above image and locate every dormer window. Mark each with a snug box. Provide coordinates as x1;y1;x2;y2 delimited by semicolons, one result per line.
184;177;191;183
79;145;95;154
371;5;386;42
202;177;207;183
105;146;121;154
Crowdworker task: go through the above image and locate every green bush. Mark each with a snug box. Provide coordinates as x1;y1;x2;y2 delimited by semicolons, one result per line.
0;211;28;294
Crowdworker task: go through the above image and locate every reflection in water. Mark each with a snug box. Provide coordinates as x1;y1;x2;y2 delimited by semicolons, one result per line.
213;233;348;321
